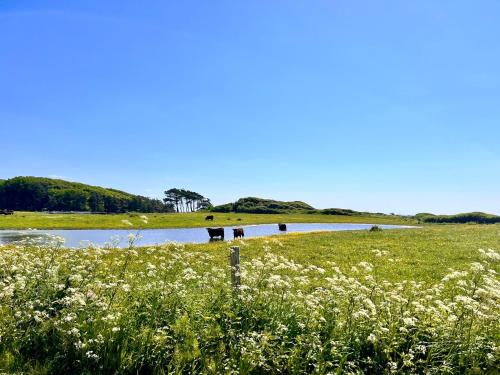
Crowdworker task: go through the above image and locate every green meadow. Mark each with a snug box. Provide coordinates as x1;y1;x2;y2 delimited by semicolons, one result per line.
0;211;415;230
184;224;500;282
0;223;499;373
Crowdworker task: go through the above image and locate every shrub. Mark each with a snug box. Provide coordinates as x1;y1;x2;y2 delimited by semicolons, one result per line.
211;203;233;213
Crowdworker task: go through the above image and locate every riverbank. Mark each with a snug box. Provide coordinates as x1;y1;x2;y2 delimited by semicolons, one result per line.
0;211;415;229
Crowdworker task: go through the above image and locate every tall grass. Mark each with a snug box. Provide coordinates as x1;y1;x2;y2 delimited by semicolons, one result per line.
0;236;498;374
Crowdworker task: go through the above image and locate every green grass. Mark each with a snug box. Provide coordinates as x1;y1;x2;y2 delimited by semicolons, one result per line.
0;211;416;229
163;224;500;283
1;225;498;373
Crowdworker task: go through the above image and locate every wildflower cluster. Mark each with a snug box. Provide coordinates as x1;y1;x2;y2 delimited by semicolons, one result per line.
0;238;498;374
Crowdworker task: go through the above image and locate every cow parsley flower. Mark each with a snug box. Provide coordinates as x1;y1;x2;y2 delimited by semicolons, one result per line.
86;351;99;360
367;333;377;343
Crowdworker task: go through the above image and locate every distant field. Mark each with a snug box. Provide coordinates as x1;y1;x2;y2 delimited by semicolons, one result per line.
0;211;416;229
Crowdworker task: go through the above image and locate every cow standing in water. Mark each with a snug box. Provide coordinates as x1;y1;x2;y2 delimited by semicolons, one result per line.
205;215;214;221
278;223;287;231
233;228;244;239
207;227;224;239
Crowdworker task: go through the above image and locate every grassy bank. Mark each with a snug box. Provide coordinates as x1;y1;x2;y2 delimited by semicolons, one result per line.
0;225;499;373
0;211;415;230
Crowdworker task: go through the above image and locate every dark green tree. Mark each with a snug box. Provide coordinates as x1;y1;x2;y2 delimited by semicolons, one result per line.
0;176;174;213
163;188;211;213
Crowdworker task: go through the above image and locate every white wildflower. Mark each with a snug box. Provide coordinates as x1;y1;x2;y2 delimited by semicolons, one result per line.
86;350;99;360
470;262;485;272
367;333;377;343
122;284;131;292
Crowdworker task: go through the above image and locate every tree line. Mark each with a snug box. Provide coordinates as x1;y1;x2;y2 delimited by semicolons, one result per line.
0;177;172;213
0;177;214;214
163;188;211;212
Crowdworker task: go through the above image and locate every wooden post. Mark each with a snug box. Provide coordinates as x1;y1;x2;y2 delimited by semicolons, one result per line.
229;246;241;288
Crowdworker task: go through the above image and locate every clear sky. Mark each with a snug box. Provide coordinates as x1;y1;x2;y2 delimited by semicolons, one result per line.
1;0;499;214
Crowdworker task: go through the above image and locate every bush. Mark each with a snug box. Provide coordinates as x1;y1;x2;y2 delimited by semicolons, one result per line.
211;203;233;213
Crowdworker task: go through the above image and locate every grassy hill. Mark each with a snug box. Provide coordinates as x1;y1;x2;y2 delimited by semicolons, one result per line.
212;197;405;218
212;197;315;214
0;176;170;213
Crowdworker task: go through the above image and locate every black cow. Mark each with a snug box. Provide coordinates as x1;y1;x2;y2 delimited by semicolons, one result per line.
233;228;244;239
205;215;214;221
278;223;287;231
207;227;224;239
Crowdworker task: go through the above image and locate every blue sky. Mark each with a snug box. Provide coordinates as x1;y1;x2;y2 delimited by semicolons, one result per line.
1;0;499;214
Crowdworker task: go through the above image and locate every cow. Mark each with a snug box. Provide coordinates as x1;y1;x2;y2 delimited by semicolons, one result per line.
233;228;244;239
207;227;224;240
1;209;14;215
278;223;287;231
205;215;214;221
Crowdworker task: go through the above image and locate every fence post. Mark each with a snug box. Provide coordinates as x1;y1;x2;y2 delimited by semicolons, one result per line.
229;246;241;288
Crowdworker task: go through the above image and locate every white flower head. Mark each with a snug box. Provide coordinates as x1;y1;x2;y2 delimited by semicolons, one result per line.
367;333;377;343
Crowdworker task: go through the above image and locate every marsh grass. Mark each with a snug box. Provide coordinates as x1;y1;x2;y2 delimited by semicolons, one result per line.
0;224;499;374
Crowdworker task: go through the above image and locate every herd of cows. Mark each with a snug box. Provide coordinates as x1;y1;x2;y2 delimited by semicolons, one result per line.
205;215;287;240
0;209;14;215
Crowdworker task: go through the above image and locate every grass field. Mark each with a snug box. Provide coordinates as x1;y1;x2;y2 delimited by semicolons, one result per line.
0;224;499;373
182;224;500;282
0;211;416;230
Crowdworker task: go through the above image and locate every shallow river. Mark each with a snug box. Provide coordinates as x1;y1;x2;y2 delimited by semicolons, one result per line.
0;223;415;248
